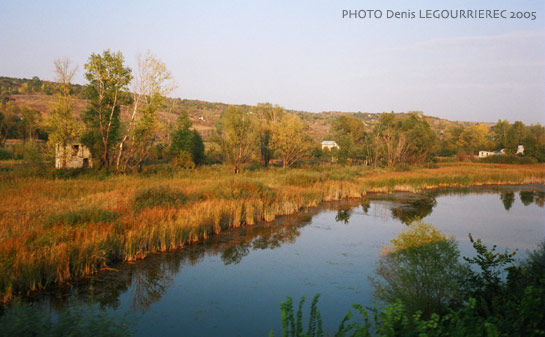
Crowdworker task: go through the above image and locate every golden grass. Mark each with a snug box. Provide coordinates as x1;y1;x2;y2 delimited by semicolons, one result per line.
1;162;544;302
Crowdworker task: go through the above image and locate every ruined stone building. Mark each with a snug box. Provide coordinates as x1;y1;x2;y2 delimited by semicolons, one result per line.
55;144;93;169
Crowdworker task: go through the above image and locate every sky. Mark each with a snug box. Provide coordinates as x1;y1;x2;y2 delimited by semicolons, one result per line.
1;0;544;124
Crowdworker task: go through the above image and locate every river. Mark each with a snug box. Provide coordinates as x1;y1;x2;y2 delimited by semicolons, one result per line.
4;185;545;336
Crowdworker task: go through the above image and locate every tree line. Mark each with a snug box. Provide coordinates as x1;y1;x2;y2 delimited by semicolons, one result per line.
1;50;544;171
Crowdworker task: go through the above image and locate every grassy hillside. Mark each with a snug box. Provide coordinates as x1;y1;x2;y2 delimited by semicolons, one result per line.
1;76;490;142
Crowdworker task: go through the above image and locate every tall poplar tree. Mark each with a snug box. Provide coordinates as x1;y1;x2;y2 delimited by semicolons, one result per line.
81;50;132;168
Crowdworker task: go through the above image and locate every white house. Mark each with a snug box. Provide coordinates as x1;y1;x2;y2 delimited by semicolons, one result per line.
321;140;339;151
516;145;524;155
55;143;93;169
478;151;496;158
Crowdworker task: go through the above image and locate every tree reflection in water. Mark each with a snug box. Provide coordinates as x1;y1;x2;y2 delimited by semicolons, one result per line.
388;193;437;225
500;192;515;211
221;213;312;264
536;191;545;207
17;186;544;316
25;210;319;314
335;208;353;224
520;191;535;206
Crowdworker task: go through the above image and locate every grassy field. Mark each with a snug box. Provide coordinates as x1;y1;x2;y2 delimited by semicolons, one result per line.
1;162;544;302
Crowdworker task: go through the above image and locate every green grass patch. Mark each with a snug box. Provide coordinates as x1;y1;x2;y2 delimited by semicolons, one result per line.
134;186;188;210
43;208;121;228
199;178;275;200
282;171;323;186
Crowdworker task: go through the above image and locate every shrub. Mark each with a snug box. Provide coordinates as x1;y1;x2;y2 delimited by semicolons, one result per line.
134;186;188;211
171;151;195;169
372;221;467;318
0;148;12;160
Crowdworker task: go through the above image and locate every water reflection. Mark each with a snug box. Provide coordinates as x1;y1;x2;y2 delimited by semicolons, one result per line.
335;208;353;224
10;185;544;318
20;211;318;314
389;194;437;224
536;191;545;207
500;192;515;211
520;191;535;206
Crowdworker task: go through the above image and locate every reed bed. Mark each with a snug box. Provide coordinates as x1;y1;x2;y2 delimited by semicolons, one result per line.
0;162;544;302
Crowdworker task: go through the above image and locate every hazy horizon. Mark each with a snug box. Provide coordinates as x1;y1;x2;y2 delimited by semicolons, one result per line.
1;0;544;124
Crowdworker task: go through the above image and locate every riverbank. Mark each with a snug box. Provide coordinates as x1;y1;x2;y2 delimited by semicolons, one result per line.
1;162;544;302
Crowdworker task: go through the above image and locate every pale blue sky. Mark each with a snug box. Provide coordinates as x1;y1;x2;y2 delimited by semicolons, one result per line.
1;0;544;123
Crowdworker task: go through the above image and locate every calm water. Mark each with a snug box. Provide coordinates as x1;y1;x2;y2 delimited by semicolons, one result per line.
10;186;545;336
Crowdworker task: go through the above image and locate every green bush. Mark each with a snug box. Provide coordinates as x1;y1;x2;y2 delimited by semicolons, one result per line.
134;186;188;210
372;222;467;318
0;148;12;160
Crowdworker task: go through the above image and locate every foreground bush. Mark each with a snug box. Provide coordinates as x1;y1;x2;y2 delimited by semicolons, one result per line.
372;221;467;318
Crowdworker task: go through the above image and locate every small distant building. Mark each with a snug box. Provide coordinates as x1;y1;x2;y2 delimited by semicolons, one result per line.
516;145;524;155
478;151;496;158
55;143;93;169
321;140;339;151
198;116;205;121
479;148;509;158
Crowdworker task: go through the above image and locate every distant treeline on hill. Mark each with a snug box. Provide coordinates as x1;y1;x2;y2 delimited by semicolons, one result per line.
0;76;86;99
1;64;544;172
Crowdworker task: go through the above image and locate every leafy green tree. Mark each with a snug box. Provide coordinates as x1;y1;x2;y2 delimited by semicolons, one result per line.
30;76;42;92
400;112;438;163
213;105;256;173
81;50;132;169
170;111;205;167
457;124;489;154
438;124;464;157
332;115;364;142
271;114;313;168
43;58;82;165
372;113;409;167
115;51;176;173
254;103;285;167
492;119;510;150
130;93;163;171
19;106;42;142
523;124;545;162
331;115;365;164
505;121;525;154
190;130;205;166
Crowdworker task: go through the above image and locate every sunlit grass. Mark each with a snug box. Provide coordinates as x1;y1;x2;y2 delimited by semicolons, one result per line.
0;162;544;302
